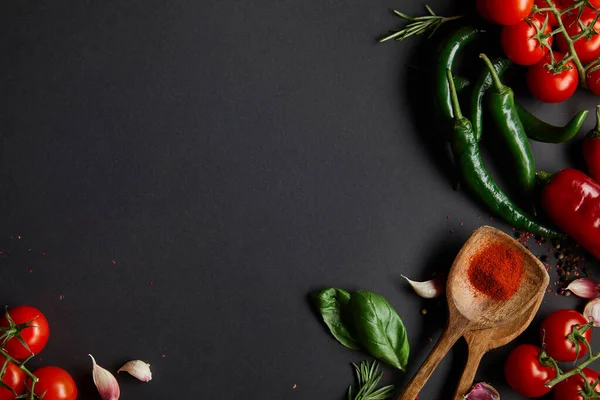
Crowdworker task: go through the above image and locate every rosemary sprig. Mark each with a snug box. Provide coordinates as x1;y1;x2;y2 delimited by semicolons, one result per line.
379;5;463;43
347;360;395;400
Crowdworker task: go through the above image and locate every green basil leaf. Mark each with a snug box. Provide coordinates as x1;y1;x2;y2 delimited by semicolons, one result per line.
350;290;410;371
313;288;360;350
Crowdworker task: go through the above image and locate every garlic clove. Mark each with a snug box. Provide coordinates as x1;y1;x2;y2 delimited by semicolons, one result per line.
464;382;500;400
565;278;600;299
584;298;600;327
90;354;120;400
401;275;445;299
118;360;152;382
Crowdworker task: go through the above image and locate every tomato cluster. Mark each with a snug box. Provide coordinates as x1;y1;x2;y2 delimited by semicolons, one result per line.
505;309;598;399
0;306;77;400
478;0;600;102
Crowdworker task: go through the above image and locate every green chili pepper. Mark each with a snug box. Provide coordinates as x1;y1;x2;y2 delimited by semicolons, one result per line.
480;53;536;197
470;57;587;143
435;26;483;125
446;68;563;239
516;104;589;143
471;57;512;142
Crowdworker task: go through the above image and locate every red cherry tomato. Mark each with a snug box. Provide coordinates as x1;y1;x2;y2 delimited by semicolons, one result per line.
527;52;579;103
0;356;26;400
541;309;591;362
476;0;494;23
586;63;600;95
0;306;49;360
504;344;556;397
29;367;77;400
534;0;562;27
558;10;600;63
501;15;553;65
553;368;600;400
478;0;535;25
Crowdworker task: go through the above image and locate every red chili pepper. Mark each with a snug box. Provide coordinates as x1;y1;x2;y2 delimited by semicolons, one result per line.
583;106;600;183
540;168;600;261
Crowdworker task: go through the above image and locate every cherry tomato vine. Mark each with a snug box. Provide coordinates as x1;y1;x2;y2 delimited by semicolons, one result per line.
0;306;75;400
382;1;600;101
506;313;600;399
0;308;41;400
533;0;600;88
541;320;600;397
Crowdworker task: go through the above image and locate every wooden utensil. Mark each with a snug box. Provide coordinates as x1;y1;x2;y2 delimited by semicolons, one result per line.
397;226;549;400
452;294;544;399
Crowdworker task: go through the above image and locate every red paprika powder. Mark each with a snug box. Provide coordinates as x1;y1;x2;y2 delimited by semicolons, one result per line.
468;242;524;300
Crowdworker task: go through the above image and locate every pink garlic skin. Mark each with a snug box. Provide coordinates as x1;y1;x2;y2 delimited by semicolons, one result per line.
90;354;121;400
565;278;600;299
464;382;500;400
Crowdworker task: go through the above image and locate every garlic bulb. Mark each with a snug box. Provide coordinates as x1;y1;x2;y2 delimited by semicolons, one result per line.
584;298;600;327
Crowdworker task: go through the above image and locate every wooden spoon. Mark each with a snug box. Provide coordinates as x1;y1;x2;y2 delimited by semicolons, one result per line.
452;293;544;399
397;225;549;400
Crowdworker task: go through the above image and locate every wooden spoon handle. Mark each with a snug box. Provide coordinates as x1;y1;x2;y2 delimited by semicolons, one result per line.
452;339;487;400
396;325;465;400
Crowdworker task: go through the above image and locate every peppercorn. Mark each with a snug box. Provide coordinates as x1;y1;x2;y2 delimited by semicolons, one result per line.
559;271;566;278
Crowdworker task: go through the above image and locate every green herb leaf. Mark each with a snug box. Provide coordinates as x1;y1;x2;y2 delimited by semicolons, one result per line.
350;290;410;371
313;288;360;350
347;360;395;400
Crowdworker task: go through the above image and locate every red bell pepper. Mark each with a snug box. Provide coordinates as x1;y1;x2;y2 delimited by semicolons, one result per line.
583;106;600;182
540;168;600;261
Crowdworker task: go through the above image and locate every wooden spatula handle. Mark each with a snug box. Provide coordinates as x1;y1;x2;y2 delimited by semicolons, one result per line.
453;339;487;400
396;325;465;400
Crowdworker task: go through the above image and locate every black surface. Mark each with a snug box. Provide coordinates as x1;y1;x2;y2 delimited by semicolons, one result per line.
1;1;599;399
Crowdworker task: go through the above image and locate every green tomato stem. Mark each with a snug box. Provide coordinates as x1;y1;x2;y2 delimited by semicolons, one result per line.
545;0;588;88
0;349;38;400
0;349;37;382
546;335;598;390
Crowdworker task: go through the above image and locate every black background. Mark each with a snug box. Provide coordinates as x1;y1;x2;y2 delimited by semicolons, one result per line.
1;0;599;399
